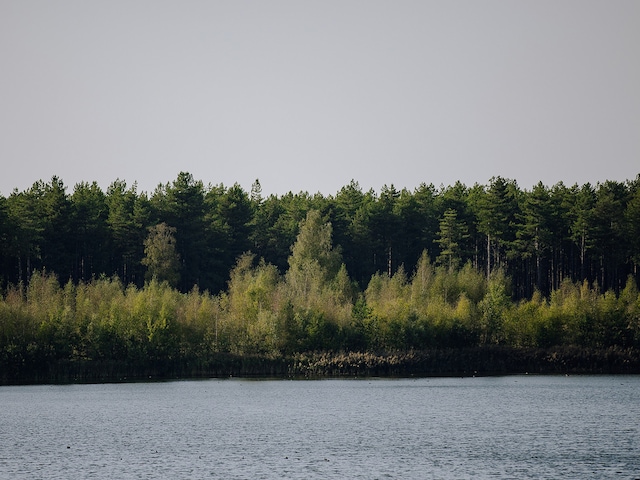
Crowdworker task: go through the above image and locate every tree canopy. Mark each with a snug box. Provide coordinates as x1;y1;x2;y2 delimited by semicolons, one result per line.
1;172;639;299
2;173;640;381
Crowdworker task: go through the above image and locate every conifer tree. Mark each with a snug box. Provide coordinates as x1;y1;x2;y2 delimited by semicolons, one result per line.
436;208;469;272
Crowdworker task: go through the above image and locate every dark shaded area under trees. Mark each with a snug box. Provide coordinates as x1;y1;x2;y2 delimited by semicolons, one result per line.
1;172;640;383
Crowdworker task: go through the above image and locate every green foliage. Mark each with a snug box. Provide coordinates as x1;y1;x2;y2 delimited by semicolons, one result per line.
141;223;181;287
479;271;511;344
223;253;281;353
287;210;341;282
71;181;110;282
436;208;469;272
2;264;640;382
106;180;149;285
3;173;640;381
2;172;640;300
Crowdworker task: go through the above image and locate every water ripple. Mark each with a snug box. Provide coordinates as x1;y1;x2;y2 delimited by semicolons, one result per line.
1;376;639;479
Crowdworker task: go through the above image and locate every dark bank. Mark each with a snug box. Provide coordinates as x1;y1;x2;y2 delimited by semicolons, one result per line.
3;346;640;385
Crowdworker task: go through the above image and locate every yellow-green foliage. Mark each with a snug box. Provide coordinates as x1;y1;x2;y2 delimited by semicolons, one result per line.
500;276;640;348
223;253;282;353
503;290;545;347
363;253;490;349
456;263;487;304
410;250;434;310
620;276;640;337
327;264;357;328
180;286;222;353
364;269;413;349
1;265;640;366
365;268;411;323
478;271;511;344
222;248;356;353
0;283;29;350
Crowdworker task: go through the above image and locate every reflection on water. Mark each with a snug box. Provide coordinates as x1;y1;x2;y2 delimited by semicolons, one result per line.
1;376;639;479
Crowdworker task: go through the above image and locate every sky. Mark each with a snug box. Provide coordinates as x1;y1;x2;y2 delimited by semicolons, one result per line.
1;1;638;197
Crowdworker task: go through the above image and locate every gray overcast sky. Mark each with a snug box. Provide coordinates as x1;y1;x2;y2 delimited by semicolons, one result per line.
1;1;638;197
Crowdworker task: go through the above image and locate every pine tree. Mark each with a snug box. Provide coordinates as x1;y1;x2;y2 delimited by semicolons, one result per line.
436;208;469;272
517;182;554;294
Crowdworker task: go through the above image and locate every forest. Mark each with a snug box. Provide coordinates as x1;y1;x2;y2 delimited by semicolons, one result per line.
1;172;640;381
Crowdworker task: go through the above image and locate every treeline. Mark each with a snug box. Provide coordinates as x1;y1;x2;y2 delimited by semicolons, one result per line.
2;208;640;382
1;172;640;298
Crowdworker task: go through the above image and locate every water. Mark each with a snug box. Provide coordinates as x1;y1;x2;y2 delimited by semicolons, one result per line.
1;376;639;479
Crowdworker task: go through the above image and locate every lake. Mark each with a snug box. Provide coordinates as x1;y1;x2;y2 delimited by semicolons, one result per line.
1;375;639;479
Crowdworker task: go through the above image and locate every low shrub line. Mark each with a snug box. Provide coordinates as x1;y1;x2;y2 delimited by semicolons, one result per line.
3;346;638;385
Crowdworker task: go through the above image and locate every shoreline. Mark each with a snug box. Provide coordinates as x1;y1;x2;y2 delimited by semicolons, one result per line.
2;345;639;385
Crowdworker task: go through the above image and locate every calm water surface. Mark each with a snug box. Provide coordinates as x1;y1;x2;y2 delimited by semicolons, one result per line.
1;375;639;479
